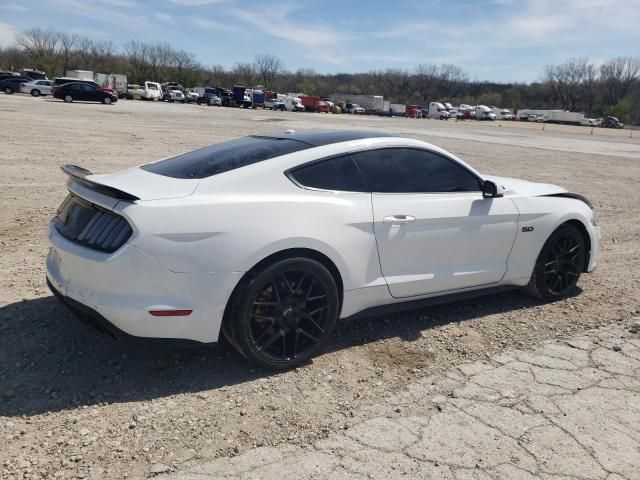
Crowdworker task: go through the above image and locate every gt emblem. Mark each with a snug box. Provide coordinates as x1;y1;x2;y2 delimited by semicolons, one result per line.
522;226;534;232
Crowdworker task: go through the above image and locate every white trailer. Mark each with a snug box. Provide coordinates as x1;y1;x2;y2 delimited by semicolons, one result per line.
328;94;385;113
383;100;390;113
427;102;449;119
542;110;585;125
95;73;128;97
517;109;552;120
66;70;94;80
389;103;406;116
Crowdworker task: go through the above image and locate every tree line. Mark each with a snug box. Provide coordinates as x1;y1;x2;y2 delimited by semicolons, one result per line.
2;28;639;123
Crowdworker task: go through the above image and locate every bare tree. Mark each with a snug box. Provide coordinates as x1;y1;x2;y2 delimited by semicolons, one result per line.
544;58;595;111
415;63;438;101
58;32;77;75
173;49;197;84
233;62;256;86
15;28;60;75
600;57;640;105
254;54;283;88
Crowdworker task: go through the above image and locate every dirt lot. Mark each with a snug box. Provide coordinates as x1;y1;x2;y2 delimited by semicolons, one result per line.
1;95;639;479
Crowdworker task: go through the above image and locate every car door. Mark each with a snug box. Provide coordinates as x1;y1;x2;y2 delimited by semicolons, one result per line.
38;80;52;95
352;148;519;298
82;84;99;101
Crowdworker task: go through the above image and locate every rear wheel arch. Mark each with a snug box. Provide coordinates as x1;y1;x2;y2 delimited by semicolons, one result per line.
220;248;344;365
225;247;344;316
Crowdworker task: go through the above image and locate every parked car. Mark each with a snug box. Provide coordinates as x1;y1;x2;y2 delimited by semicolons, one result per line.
601;116;624;129
342;102;365;114
0;76;32;94
265;98;286;110
52;82;118;104
197;93;222;106
20;79;54;96
47;129;599;369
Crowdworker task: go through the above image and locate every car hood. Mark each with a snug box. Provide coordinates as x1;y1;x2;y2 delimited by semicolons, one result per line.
484;175;567;196
87;167;199;201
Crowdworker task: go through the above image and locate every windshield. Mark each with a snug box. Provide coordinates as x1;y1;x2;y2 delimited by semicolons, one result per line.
141;136;312;179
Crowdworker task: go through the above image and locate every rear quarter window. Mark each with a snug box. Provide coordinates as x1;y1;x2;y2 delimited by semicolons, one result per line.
288;155;369;192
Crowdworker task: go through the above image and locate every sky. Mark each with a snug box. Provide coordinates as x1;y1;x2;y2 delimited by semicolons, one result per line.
0;0;638;83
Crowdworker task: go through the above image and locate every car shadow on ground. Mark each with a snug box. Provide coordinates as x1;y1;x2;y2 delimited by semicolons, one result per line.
0;289;554;417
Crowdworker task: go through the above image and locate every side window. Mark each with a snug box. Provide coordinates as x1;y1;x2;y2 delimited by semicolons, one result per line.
289;155;369;192
352;148;481;193
83;84;96;91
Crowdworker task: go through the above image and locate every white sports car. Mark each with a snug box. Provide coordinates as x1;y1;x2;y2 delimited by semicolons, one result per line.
46;130;600;368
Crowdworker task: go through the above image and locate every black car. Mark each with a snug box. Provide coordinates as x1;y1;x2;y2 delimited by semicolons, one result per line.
196;92;222;105
52;82;118;104
0;76;32;94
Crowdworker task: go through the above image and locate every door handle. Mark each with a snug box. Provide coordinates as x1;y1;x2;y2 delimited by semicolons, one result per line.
383;215;416;224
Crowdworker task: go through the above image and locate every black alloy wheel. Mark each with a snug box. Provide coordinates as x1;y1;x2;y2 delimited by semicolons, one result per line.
527;223;585;301
228;257;339;369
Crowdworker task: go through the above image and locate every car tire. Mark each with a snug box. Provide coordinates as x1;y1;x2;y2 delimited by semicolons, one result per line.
103;96;112;105
526;223;586;302
226;257;340;369
31;89;41;97
64;95;73;103
4;87;14;94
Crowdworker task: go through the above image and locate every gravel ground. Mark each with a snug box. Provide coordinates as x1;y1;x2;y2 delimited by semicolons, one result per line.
161;318;640;480
1;95;639;479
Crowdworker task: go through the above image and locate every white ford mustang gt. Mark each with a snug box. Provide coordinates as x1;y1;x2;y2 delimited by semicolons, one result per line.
46;130;600;368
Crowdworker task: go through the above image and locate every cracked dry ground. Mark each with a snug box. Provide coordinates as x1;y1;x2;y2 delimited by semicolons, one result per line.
163;319;640;480
2;97;640;479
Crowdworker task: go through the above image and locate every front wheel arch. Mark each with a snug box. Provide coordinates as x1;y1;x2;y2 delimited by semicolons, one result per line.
564;219;591;272
525;220;589;301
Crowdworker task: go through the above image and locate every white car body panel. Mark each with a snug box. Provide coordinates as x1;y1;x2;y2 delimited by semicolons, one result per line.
371;192;519;297
46;133;600;343
20;80;53;95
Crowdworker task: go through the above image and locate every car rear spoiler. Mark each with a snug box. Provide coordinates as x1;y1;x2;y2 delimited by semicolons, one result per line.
61;164;140;202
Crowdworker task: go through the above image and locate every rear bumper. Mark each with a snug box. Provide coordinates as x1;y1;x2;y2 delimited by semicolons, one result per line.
46;225;243;343
47;276;128;339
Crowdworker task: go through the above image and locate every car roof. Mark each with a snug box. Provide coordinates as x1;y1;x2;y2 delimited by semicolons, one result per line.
258;129;395;147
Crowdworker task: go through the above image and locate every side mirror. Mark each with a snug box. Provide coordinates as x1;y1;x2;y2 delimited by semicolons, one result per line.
482;180;504;198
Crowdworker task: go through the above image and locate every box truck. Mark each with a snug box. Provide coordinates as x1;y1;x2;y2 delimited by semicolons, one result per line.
66;70;94;80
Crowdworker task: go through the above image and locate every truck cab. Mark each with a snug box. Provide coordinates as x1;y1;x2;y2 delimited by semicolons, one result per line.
427;102;449;120
475;105;497;121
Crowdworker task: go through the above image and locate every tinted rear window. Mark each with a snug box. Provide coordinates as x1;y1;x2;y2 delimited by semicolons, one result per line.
141;136;311;179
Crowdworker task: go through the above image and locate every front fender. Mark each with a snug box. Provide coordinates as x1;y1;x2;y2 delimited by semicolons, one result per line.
505;196;598;281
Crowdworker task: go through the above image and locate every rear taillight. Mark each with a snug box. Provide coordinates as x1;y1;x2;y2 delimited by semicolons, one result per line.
54;195;132;253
